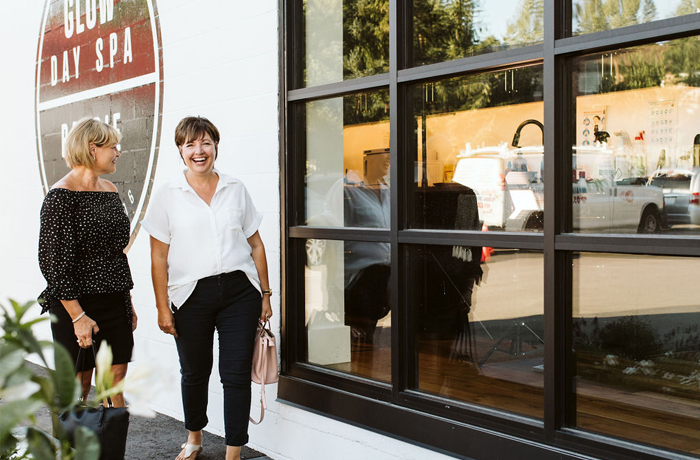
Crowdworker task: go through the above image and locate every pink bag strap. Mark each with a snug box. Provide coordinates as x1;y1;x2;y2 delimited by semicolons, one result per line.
249;332;269;425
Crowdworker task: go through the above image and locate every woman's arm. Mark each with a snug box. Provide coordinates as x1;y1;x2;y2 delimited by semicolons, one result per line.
149;236;177;337
247;231;272;321
61;299;100;348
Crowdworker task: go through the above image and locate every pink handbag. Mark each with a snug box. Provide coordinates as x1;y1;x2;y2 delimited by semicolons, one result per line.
250;319;278;425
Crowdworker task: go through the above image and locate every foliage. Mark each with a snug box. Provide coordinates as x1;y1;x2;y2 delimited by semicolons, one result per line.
504;0;543;47
0;299;122;460
573;315;700;399
675;0;700;16
343;0;389;80
573;315;662;359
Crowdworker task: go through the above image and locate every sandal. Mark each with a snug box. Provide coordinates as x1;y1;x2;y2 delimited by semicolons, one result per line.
179;443;203;460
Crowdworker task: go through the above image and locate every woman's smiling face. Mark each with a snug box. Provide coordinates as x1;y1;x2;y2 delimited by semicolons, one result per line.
91;142;120;174
179;133;217;175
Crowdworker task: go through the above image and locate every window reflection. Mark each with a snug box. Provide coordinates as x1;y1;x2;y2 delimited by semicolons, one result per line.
573;253;700;454
410;0;543;67
304;90;390;228
303;0;389;87
409;246;544;418
573;0;700;36
305;239;391;382
572;37;700;235
408;65;545;231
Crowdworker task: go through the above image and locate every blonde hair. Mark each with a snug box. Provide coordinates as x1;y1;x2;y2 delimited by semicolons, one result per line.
64;118;121;169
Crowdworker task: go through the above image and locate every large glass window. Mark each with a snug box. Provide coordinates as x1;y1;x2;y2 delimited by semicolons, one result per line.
573;0;700;36
410;0;544;67
301;0;389;87
572;37;700;235
304;90;391;228
286;2;700;459
409;65;544;232
305;239;391;382
572;253;700;455
409;246;544;418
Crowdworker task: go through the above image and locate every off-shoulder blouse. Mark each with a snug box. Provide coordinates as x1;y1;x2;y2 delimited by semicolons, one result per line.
38;188;134;313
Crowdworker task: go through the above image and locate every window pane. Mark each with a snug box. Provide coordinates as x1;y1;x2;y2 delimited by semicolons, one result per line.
409;246;544;419
304;90;391;228
304;239;391;382
410;0;543;67
408;65;544;232
302;0;389;87
573;0;700;36
573;253;700;455
572;37;700;235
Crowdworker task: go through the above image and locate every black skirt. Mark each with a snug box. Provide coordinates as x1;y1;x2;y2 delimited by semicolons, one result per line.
50;291;134;372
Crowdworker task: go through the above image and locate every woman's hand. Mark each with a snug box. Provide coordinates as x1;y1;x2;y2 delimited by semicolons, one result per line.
74;315;99;348
158;308;177;337
260;295;272;322
131;306;138;332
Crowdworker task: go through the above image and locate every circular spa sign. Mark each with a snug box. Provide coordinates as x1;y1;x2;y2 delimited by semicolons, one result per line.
35;0;163;244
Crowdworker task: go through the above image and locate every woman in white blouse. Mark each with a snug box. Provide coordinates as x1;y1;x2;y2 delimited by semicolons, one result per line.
142;116;272;460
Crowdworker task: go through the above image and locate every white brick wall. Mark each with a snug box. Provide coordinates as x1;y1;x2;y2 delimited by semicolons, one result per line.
0;2;453;459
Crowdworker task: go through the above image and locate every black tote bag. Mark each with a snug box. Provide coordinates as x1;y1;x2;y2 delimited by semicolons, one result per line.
58;345;129;460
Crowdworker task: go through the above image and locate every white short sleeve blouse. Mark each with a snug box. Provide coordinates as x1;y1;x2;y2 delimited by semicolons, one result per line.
141;169;263;307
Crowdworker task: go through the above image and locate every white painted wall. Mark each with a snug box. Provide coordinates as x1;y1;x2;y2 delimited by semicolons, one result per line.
0;2;454;459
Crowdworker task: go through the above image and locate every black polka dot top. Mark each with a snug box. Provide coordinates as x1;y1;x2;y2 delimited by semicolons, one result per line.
38;188;134;314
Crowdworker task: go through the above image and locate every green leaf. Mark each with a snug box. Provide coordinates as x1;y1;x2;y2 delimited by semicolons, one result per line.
74;426;101;460
26;427;58;460
22;316;50;329
0;399;44;447
52;343;79;411
8;299;35;324
0;345;26;381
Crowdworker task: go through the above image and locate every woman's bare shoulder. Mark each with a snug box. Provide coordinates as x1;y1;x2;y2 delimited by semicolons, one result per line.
99;179;118;192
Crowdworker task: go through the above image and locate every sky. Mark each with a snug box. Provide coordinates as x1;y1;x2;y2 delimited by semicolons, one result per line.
479;0;681;40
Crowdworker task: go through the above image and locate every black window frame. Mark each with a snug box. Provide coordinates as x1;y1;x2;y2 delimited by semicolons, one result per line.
278;2;700;460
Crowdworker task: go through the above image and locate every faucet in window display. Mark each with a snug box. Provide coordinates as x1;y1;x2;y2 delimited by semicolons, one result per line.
343;149;391;344
510;119;544;172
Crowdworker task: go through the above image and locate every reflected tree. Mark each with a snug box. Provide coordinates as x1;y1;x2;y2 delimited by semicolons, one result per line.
675;0;700;15
504;0;544;46
343;0;390;79
664;36;700;87
412;0;485;66
574;0;661;33
641;0;657;22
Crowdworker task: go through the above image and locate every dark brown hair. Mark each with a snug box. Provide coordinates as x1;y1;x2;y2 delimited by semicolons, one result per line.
174;116;220;148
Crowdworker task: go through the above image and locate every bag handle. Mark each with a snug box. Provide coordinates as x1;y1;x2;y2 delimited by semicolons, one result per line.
74;343;115;408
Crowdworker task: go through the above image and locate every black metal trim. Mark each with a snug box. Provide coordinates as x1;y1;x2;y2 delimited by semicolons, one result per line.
555;13;700;56
398;389;544;439
279;0;290;375
398;229;544;249
555;428;700;460
389;0;402;403
279;376;616;460
289;226;391;242
555;234;700;256
288;74;390;102
286;363;392;401
398;45;543;83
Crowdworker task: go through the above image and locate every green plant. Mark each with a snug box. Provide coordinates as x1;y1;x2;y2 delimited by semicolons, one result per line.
0;299;121;460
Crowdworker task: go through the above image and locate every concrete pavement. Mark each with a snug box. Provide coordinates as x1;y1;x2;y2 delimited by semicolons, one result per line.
11;362;274;460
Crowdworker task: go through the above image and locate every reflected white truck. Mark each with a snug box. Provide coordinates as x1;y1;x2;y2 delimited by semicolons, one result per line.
453;148;664;233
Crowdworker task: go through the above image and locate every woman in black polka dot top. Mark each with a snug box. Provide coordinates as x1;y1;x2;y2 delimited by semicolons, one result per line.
38;117;137;406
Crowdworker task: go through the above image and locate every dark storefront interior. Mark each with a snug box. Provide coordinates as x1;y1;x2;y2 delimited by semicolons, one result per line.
280;2;700;459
